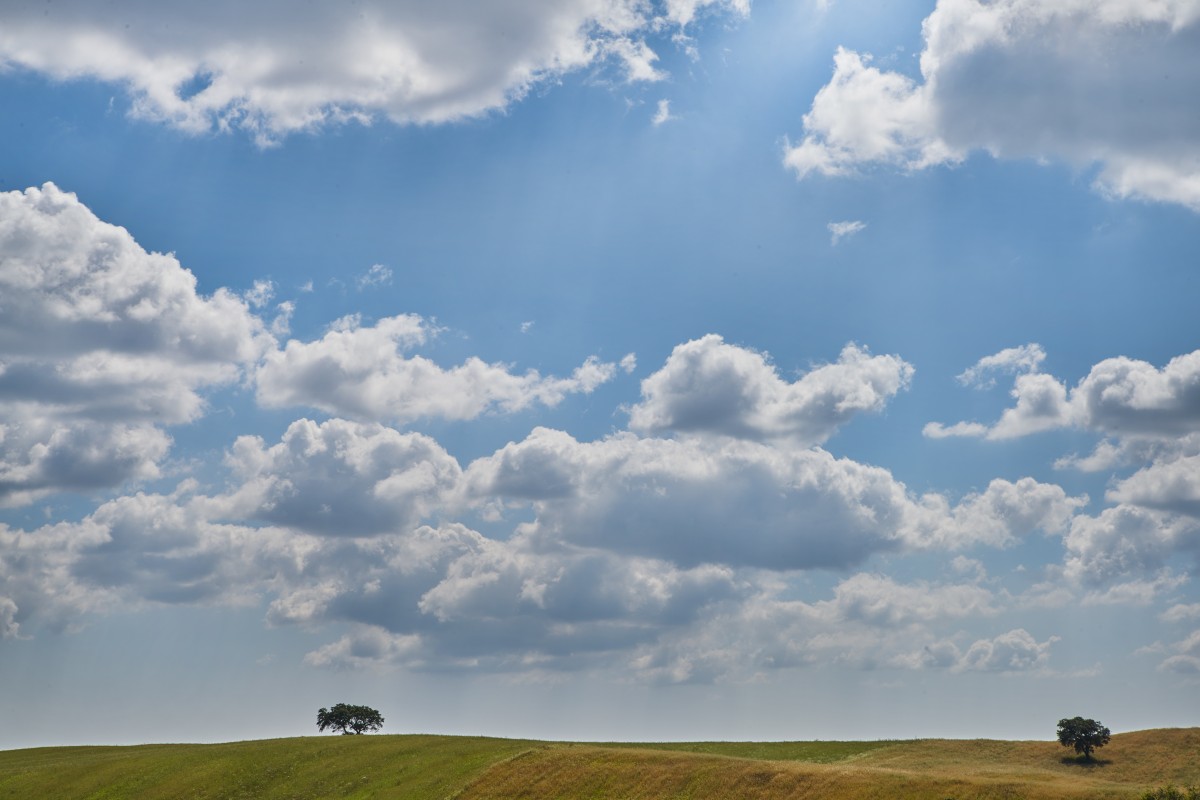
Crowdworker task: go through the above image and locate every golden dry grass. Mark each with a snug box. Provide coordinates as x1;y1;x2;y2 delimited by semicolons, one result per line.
458;729;1200;800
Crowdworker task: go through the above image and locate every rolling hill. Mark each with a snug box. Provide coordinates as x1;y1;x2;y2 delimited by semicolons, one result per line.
0;727;1194;799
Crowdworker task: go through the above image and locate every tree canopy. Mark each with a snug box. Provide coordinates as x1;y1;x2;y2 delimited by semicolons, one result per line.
317;703;384;735
1057;716;1111;761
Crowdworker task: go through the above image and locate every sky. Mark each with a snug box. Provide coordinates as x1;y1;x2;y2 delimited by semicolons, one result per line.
0;0;1199;749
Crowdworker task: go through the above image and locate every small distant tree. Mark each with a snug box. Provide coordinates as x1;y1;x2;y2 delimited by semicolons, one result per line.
1057;716;1111;761
317;703;384;735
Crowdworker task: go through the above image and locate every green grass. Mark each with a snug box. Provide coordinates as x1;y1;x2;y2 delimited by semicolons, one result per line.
1;728;1196;799
0;735;535;800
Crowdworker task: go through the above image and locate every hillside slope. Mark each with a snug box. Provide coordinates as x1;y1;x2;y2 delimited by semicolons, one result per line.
0;728;1194;799
460;728;1200;800
0;735;533;800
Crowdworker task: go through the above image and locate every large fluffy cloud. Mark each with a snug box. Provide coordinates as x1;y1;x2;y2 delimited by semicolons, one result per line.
0;184;272;505
926;346;1200;442
628;336;913;444
786;0;1200;210
1063;505;1198;586
466;428;1081;568
210;418;463;537
256;314;621;423
0;0;746;143
1109;453;1200;518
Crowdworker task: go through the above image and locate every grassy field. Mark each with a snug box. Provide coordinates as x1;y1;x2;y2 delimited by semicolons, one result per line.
0;728;1195;799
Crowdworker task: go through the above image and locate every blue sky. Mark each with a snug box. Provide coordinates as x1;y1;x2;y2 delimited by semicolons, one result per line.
1;0;1198;748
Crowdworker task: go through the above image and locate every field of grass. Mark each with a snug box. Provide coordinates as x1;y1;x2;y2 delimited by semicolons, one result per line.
0;735;535;800
0;728;1195;799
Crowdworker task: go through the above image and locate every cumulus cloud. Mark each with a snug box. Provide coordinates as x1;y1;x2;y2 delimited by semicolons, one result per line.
827;220;865;245
0;486;312;636
815;572;997;627
783;47;953;178
467;429;908;569
0;423;1080;681
956;628;1058;673
927;346;1200;442
256;313;618;423
1063;505;1199;586
303;627;424;671
0;184;272;505
1108;453;1200;518
466;428;1081;569
628;336;913;444
785;1;1200;211
910;477;1086;550
210;418;462;537
621;574;1044;682
0;1;744;144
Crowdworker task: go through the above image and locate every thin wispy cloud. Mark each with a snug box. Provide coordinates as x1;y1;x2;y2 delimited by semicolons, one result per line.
827;220;866;245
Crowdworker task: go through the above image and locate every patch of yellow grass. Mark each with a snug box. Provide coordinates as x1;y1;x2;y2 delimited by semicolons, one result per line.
458;729;1200;800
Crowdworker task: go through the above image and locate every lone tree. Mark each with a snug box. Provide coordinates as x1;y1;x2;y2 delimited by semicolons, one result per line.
317;703;384;735
1057;716;1111;761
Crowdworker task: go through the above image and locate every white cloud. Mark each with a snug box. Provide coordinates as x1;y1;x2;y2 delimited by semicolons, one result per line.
0;487;312;636
909;477;1086;550
827;220;865;245
0;184;272;505
664;0;750;27
783;47;953;179
1162;603;1200;623
1108;453;1200;518
956;344;1046;389
256;314;618;423
619;353;637;374
270;301;295;337
956;628;1058;673
651;98;674;126
0;423;1082;681
1081;572;1188;607
211;418;462;537
466;427;1080;569
466;428;903;569
628;335;913;445
356;264;392;290
620;573;1042;682
1063;505;1199;586
303;627;424;671
0;597;19;639
0;1;744;144
1160;654;1200;674
928;347;1200;442
922;421;989;439
1072;350;1200;437
815;572;997;627
244;279;276;309
785;1;1200;211
1156;628;1200;674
